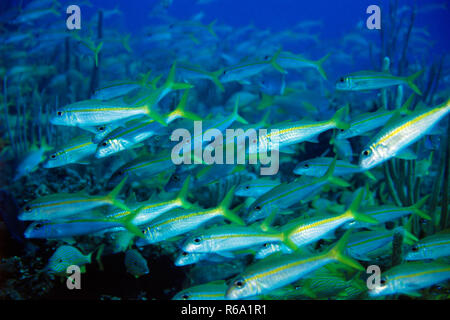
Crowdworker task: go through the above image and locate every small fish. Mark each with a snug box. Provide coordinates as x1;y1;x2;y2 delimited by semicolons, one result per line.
234;178;280;198
42;134;97;168
181;224;296;254
136;187;244;246
14;140;52;181
336;70;423;95
293;157;375;180
359;99;450;169
344;196;431;229
249;106;349;154
226;230;363;299
95;117;166;158
19;178;129;221
219;50;285;84
405;231;450;261
46;245;92;274
369;262;450;297
247;158;350;223
336;100;411;140
172;280;228;300
124;249;149;278
275;52;330;80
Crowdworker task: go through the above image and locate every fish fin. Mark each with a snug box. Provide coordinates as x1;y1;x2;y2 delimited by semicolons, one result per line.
122;34;131;53
405;70;423;96
408;195;431;220
314;53;331;80
176;175;193;209
363;170;376;181
322;157;351;188
398;93;415;115
326;230;364;271
219;187;245;225
167;89;202;122
94;244;105;271
395;148;417;160
106;177;130;211
330;105;350;130
232;96;249;125
210;69;225;92
259;208;278;231
346;189;378;224
93;42;103;67
206;20;217;37
165;62;195;91
270;48;287;74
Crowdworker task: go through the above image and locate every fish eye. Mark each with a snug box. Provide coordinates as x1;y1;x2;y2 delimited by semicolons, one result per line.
182;252;188;256
303;163;309;168
24;206;32;212
118;170;124;176
50;154;56;159
380;278;386;285
254;205;261;211
339;129;345;132
34;223;43;229
193;238;201;243
245;185;250;190
412;246;419;252
102;142;108;147
263;243;269;248
57;111;63;116
222;70;227;75
362;149;371;157
98;126;105;131
339;77;345;83
234;279;245;288
181;294;189;300
264;55;269;60
173;175;180;182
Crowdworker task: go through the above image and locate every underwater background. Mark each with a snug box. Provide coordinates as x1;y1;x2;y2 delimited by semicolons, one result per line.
0;0;449;300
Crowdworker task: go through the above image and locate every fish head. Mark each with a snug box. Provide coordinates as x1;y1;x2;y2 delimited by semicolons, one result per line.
172;289;195;300
50;108;74;126
42;150;66;168
96;138;122;159
359;145;384;170
293;160;315;176
226;275;258;300
18;202;43;221
404;244;427;261
174;251;203;266
335;76;355;91
246;201;270;224
24;221;63;238
368;274;395;297
254;242;283;260
92;124;115;143
182;234;213;253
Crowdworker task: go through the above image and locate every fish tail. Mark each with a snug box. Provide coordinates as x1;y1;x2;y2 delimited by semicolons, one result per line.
177;176;193;209
122;34;132;53
219;186;245;225
206;20;217;37
115;207;146;239
270;48;287;74
405;70;423;96
94;244;105;271
322;157;351;187
408;195;431;220
106;177;130;211
280;232;298;251
314;53;331;80
167;89;202;122
93;42;103;67
330;105;350;130
143;103;168;126
347;189;378;224
327;230;364;271
211;69;225;92
165;62;195;92
257;93;274;110
232;96;249;125
363;170;376;181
